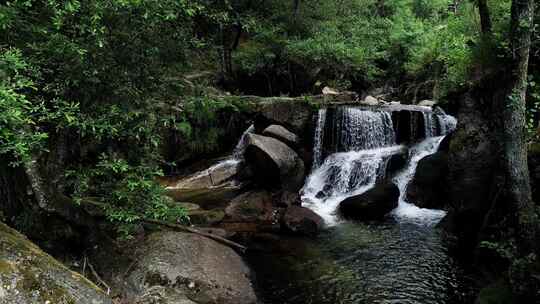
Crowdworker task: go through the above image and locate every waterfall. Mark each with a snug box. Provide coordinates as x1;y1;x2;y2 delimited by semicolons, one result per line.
391;136;447;226
302;108;401;224
422;112;436;138
436;114;457;136
232;124;255;160
312;109;327;169
302;106;456;226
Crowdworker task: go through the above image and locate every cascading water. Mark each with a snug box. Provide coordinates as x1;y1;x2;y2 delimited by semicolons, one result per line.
302;108;402;224
302;106;456;226
184;124;254;183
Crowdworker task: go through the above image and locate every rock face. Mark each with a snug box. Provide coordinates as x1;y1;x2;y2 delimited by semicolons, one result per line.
244;134;305;191
262;125;300;149
281;206;324;235
0;222;112;304
338;183;400;220
125;231;257;304
254;98;314;135
406;152;449;209
439;89;498;252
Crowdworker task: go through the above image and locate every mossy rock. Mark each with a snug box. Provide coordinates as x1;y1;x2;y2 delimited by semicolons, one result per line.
0;222;112;304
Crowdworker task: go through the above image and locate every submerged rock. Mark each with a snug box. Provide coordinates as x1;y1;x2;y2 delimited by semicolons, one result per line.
244;134;305;191
262;124;300;149
338;183;399;221
281;206;324;235
125;231;257;304
0;222;112;304
406;152;449;209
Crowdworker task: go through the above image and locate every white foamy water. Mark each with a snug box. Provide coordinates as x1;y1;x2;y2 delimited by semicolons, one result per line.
302;107;457;227
302;145;405;225
391;136;447;226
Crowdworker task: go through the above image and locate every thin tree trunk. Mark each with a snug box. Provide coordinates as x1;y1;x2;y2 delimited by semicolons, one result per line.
477;0;492;34
503;0;536;253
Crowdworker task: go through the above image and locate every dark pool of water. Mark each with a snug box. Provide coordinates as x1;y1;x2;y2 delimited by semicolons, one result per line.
247;221;478;304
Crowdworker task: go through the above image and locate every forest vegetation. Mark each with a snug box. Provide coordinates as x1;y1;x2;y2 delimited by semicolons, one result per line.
1;0;539;302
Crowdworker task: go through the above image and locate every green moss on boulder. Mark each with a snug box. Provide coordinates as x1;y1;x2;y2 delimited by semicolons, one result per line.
0;222;112;304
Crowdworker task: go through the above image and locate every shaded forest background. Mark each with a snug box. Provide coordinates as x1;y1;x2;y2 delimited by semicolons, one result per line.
1;1;540;288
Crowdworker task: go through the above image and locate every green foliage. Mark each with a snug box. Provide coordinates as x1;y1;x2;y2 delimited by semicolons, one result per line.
0;48;47;165
67;154;188;238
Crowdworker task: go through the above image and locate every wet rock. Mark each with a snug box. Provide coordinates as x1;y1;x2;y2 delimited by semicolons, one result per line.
338;182;399;221
244;134;305;191
406;152;449;209
418;99;437;107
262;125;300;149
225;191;275;223
125;231;257;304
281;206;324;235
386;153;408;176
278;190;301;207
188;209;225;226
167;160;240;189
361;95;380;106
0;222;112;304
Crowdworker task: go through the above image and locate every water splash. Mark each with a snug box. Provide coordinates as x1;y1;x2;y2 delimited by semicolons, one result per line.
391;136;447;226
302;145;405;225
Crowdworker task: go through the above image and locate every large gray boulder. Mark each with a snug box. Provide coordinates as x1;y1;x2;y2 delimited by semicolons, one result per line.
244;134;305;191
338;183;399;221
262;125;300;149
124;231;257;304
0;222;112;304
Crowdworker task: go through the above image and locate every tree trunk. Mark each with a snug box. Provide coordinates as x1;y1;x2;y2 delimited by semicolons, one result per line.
477;0;492;34
503;0;536;253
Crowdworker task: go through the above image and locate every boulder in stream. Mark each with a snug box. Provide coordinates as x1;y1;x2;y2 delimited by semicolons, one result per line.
0;222;112;304
281;206;324;235
338;182;399;221
244;134;305;191
262;124;300;149
124;231;257;304
406;151;449;209
224;190;275;223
